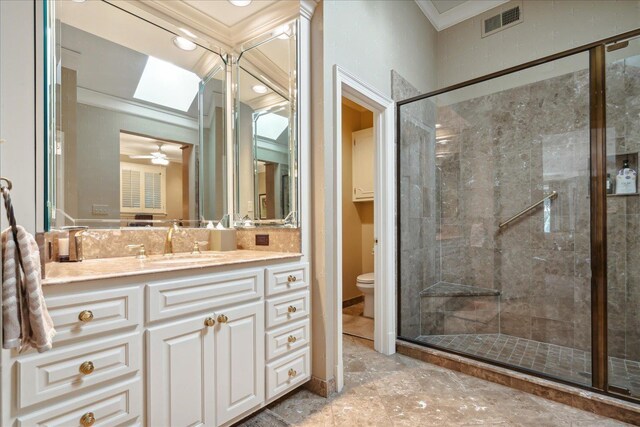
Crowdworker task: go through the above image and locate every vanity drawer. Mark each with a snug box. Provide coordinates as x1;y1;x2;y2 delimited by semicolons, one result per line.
265;262;309;296
45;287;141;345
266;318;310;361
17;332;141;409
265;290;309;329
17;378;142;427
146;269;263;322
266;347;310;400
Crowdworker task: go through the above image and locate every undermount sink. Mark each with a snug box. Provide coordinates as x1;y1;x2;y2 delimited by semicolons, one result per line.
146;253;224;265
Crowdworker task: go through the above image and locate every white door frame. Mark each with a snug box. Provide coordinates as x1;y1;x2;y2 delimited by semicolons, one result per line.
332;65;396;392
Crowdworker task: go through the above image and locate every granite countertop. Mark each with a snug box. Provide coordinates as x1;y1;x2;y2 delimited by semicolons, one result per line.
43;250;302;286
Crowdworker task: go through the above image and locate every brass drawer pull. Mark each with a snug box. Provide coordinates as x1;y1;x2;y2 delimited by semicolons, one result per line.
204;317;216;327
288;368;297;378
78;310;94;322
287;275;297;283
287;335;297;344
79;361;95;375
287;305;297;314
217;314;229;323
80;412;96;426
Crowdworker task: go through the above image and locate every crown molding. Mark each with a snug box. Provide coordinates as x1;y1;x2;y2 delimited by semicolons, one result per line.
300;0;319;20
415;0;509;31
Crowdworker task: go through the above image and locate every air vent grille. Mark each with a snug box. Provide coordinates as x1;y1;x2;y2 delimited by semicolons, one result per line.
502;6;520;26
482;3;523;37
484;14;502;34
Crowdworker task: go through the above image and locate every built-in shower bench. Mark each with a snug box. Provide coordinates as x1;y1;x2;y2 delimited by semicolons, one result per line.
420;282;501;336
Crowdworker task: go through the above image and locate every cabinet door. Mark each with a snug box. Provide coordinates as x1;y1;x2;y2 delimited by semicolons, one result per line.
147;315;215;427
215;301;265;425
352;127;374;201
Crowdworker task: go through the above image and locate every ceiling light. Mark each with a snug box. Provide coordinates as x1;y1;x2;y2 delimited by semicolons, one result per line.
151;157;169;166
179;28;197;39
134;56;200;112
229;0;252;6
173;36;197;51
252;84;268;94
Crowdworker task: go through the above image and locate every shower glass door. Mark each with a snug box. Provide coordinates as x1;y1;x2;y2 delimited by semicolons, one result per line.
606;36;640;399
397;50;594;386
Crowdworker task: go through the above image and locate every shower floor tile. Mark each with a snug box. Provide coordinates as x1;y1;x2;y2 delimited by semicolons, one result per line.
416;333;640;397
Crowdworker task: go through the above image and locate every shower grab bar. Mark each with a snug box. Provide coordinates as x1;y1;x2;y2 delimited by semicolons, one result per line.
499;191;558;229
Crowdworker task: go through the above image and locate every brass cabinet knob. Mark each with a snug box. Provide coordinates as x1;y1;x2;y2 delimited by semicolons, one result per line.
288;368;297;378
217;314;229;323
287;335;297;344
80;412;96;426
287;305;297;314
79;361;95;375
287;275;297;283
78;310;94;322
204;317;216;327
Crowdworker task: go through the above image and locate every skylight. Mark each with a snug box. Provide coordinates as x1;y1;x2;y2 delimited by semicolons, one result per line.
134;56;200;112
256;113;288;141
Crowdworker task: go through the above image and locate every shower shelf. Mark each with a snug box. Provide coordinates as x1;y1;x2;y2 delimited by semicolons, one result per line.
420;281;500;297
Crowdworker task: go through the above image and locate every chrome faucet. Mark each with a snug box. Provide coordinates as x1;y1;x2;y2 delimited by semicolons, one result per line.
164;221;179;256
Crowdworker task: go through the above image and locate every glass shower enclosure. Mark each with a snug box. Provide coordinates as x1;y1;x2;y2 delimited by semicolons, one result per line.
397;30;640;402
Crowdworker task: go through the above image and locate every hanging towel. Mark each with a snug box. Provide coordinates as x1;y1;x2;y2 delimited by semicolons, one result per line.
2;225;55;352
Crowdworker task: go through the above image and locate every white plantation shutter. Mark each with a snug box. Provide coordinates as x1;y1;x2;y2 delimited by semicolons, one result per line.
121;168;141;208
120;162;166;214
144;171;163;210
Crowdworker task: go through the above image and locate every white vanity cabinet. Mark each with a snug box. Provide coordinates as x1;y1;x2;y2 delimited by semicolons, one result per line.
1;259;310;427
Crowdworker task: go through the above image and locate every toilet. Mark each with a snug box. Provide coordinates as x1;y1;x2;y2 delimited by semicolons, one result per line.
356;272;375;318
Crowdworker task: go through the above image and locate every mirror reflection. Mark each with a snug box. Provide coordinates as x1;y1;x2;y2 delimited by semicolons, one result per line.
235;22;297;225
50;0;226;228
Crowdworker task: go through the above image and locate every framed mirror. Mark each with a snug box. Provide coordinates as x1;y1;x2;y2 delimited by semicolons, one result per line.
234;21;298;226
44;0;226;229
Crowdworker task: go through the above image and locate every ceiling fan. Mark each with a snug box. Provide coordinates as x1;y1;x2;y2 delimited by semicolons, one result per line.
129;143;170;165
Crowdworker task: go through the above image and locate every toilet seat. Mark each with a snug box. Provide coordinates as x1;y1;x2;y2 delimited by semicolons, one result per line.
357;272;374;284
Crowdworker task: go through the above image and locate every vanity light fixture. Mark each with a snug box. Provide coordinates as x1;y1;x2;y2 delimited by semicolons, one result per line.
173;36;197;51
252;84;268;94
229;0;252;6
151;157;170;166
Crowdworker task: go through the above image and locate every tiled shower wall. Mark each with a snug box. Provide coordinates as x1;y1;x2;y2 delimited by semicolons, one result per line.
435;69;592;351
606;61;640;361
394;71;438;338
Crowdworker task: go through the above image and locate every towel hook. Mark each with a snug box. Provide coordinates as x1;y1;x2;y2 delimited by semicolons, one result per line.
0;177;13;191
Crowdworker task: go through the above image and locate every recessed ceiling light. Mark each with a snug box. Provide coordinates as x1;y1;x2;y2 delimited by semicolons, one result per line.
252;84;268;94
179;28;197;39
229;0;252;6
173;36;197;51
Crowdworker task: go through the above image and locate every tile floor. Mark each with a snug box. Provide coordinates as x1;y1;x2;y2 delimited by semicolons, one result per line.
418;333;640;397
239;335;630;426
342;302;374;341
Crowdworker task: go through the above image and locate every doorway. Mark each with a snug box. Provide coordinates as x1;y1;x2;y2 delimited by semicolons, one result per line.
331;65;395;392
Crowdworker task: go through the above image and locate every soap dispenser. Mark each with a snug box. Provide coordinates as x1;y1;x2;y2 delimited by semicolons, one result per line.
615;159;638;195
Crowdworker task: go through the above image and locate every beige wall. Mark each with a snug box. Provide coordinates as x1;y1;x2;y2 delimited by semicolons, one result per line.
437;0;640;88
341;102;374;302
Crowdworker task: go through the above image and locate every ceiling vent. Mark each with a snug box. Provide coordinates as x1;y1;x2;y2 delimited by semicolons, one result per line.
481;2;523;38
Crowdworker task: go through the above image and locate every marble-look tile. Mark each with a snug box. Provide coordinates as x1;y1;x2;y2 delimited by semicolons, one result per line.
242;336;631;426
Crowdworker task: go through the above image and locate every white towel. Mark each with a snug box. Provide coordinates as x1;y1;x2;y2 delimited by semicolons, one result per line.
2;226;55;352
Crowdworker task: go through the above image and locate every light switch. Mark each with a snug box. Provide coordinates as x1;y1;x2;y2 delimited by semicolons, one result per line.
92;204;109;215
